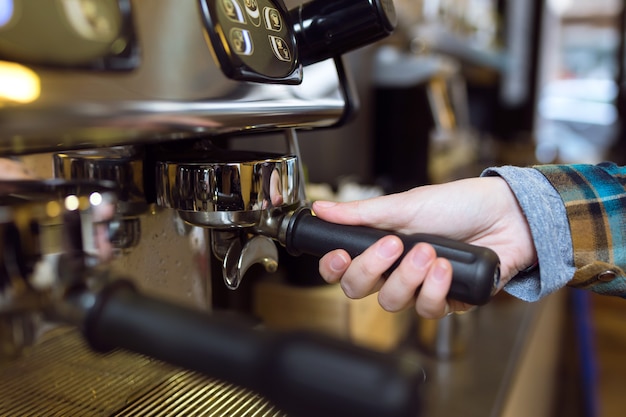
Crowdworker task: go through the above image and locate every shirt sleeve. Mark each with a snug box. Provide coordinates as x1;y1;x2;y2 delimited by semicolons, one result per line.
481;166;575;301
533;163;626;297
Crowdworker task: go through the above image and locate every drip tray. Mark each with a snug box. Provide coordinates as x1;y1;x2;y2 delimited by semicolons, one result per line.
0;327;286;417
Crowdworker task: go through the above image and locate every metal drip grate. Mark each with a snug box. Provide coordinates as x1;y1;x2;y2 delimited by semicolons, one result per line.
112;373;285;417
0;327;286;417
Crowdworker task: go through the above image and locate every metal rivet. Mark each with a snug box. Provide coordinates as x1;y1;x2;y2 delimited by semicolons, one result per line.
598;271;617;282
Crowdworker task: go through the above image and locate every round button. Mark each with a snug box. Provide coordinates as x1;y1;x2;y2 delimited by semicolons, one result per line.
598;270;617;282
243;0;260;26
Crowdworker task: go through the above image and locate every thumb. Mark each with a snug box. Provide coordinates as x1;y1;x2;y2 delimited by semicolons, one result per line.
311;200;361;224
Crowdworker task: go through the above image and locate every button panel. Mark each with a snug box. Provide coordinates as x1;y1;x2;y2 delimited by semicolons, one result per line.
199;0;301;84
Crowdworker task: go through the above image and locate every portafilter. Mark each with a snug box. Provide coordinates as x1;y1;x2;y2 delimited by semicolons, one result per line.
155;149;501;305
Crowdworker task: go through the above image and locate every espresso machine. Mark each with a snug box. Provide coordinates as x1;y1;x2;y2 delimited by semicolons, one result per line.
0;1;500;416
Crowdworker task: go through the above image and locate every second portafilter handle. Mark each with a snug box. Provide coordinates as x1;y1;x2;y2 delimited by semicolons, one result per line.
62;280;424;417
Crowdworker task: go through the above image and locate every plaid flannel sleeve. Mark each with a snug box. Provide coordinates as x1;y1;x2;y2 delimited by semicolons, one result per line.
534;162;626;297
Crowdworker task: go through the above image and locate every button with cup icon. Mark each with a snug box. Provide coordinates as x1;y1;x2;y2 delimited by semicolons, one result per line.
269;35;291;62
263;7;282;31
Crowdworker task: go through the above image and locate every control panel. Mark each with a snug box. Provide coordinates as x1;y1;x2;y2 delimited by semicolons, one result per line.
198;0;302;84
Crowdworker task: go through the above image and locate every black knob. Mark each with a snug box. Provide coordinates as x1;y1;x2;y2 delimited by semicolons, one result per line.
291;0;397;66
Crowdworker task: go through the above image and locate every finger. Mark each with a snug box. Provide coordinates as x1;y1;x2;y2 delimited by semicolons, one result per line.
415;258;453;319
312;196;417;231
319;249;351;284
339;235;403;299
377;243;436;312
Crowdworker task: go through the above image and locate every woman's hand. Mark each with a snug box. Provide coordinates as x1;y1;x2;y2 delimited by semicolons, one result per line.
313;176;536;318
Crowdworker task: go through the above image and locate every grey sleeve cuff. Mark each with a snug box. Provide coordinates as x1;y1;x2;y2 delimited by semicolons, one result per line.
481;166;575;301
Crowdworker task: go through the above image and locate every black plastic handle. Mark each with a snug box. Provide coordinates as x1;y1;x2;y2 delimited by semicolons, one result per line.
80;282;423;417
291;0;397;66
284;209;500;305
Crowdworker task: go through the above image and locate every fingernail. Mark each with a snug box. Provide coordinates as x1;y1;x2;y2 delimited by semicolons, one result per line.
377;238;401;260
330;254;348;272
313;201;337;208
411;246;432;269
433;261;450;282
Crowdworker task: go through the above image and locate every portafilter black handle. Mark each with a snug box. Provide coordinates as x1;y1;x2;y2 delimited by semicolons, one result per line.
76;282;423;417
283;209;500;305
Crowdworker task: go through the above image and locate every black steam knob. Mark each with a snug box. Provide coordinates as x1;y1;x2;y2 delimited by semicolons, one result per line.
291;0;397;66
